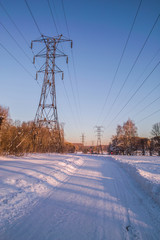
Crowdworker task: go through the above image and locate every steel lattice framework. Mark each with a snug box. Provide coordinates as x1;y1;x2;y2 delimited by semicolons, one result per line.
31;35;72;150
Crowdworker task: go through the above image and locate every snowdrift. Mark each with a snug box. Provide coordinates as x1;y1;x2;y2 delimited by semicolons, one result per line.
111;155;160;206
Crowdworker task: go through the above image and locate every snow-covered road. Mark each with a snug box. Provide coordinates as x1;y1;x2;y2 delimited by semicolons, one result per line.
1;154;160;240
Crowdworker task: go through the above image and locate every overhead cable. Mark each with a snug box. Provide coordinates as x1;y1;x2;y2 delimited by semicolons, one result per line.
61;0;82;115
0;42;34;78
106;59;160;127
136;108;160;124
102;13;160;124
47;0;59;35
133;95;160;118
0;1;30;48
24;0;42;36
0;21;33;64
97;0;143;124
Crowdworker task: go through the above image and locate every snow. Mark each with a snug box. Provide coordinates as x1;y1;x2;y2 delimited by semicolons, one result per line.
0;153;83;228
0;154;160;239
111;155;160;205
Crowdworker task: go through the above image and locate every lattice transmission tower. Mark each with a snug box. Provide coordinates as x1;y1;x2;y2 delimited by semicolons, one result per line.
95;126;104;154
31;34;72;150
81;133;85;146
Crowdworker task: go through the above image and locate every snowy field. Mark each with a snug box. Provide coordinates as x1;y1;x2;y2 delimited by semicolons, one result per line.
1;153;160;239
0;153;83;229
111;155;160;206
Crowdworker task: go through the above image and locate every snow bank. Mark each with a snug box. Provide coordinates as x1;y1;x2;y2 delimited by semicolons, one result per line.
0;153;83;228
111;155;160;206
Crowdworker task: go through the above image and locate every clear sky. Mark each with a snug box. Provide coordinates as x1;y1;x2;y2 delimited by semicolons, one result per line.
0;0;160;145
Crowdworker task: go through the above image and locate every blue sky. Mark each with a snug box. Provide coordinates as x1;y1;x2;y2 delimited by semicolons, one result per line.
0;0;160;145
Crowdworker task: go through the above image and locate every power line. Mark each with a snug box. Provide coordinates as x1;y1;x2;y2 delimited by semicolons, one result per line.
97;0;142;124
0;0;42;73
133;95;160;118
125;81;160;118
116;48;160;121
56;107;72;133
70;47;81;111
50;0;61;34
47;0;59;35
23;0;49;84
136;108;160;124
66;64;81;124
0;40;41;89
0;41;34;78
61;0;82;119
61;0;70;37
0;21;33;64
0;19;42;84
0;1;30;48
106;59;160;127
101;13;160;124
24;0;42;36
126;47;160;98
61;81;80;131
112;14;160;106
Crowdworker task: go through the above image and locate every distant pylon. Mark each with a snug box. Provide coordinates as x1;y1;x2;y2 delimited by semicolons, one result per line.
81;133;85;146
94;126;104;154
31;34;72;150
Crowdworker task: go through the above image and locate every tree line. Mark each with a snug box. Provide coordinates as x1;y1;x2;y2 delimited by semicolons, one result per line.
1;105;160;156
0;105;75;155
108;119;160;156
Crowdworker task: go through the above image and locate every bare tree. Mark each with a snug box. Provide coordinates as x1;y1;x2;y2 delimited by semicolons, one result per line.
151;123;160;156
110;119;138;155
122;119;138;155
151;123;160;137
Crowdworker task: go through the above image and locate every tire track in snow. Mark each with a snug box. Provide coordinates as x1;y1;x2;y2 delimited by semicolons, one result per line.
113;165;141;240
110;157;160;240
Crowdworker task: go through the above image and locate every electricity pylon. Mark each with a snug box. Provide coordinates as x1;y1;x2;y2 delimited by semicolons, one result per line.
94;126;104;154
81;133;85;146
80;133;85;153
31;34;72;151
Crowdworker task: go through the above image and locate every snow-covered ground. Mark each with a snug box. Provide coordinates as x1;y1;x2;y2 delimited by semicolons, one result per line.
111;155;160;206
0;153;83;228
0;154;160;239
